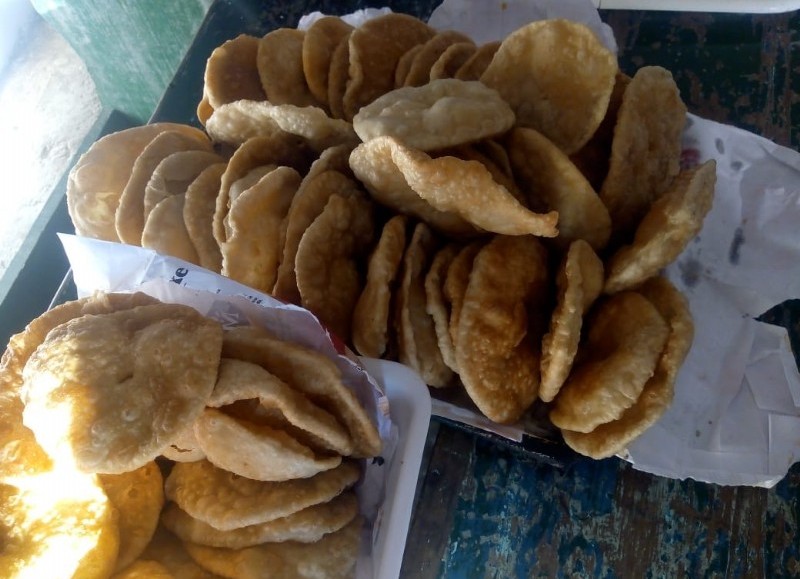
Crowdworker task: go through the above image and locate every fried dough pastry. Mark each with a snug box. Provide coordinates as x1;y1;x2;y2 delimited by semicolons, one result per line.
539;240;604;403
549;291;670;433
561;277;693;458
456;235;550;424
22;303;223;474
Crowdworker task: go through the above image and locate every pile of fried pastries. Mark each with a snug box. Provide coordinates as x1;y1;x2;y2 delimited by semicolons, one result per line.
66;13;717;462
0;292;379;578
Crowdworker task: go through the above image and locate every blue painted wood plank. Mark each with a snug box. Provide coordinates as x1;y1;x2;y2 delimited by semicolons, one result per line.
423;429;793;578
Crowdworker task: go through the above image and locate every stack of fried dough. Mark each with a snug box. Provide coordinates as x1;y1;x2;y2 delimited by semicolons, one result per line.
0;292;379;578
66;13;717;462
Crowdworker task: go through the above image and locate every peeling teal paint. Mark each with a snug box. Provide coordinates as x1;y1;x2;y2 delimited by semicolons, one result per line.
422;428;800;578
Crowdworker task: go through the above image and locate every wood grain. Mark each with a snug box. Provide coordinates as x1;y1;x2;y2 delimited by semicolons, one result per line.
406;424;800;577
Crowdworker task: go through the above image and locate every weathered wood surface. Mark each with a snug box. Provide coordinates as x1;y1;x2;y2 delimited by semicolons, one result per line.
404;422;800;578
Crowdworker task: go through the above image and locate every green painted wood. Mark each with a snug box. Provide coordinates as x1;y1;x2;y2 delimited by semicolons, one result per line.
604;10;800;149
30;0;212;124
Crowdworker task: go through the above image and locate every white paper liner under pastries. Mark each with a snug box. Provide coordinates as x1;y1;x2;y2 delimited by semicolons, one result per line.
57;233;434;579
450;0;800;488
302;0;800;488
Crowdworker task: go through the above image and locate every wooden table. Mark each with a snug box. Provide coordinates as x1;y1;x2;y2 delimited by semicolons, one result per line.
149;3;800;577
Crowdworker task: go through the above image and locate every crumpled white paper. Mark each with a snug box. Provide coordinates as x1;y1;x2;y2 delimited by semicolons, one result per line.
423;0;800;487
57;234;397;578
428;0;617;51
627;116;800;487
